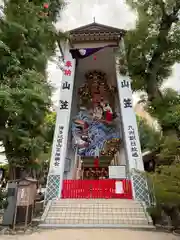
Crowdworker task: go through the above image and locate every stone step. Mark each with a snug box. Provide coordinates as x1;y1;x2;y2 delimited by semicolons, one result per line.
46;215;147;222
49;208;144;215
50;206;144;210
52;203;143;208
51;204;143;209
40;224;154;230
49;208;145;213
52;203;142;208
45;219;149;225
52;202;142;205
52;199;140;204
48;211;146;217
45;217;148;223
52;199;139;202
40;199;152;228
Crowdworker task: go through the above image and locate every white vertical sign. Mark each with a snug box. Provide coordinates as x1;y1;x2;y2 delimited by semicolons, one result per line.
49;43;76;187
116;71;144;172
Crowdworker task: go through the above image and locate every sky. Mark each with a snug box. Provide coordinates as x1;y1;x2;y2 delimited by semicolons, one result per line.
48;0;180;106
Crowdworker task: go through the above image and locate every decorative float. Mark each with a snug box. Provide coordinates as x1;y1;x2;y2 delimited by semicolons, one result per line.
71;70;121;157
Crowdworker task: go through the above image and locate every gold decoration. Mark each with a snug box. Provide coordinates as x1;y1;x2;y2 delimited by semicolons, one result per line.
78;70;116;108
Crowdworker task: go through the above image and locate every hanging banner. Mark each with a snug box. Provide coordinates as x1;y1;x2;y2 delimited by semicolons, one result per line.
49;45;76;175
116;70;144;171
70;45;117;59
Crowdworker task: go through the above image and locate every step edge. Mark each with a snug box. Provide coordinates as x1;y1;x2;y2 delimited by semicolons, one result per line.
45;216;149;220
39;223;155;229
48;210;146;213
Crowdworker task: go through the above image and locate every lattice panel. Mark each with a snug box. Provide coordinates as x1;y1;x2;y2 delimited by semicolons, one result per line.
132;172;150;206
45;175;61;203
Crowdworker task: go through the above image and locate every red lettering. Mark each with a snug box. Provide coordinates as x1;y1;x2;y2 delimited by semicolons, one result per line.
65;61;72;68
64;69;72;76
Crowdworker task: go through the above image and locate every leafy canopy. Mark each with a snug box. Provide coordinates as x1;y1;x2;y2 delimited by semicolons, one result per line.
0;0;64;172
137;115;161;152
125;0;180;100
150;164;180;205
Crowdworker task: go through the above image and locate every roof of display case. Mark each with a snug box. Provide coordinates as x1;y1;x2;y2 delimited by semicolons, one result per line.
68;22;126;43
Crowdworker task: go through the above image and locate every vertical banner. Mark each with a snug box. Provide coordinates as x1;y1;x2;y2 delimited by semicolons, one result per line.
116;71;144;172
48;43;76;198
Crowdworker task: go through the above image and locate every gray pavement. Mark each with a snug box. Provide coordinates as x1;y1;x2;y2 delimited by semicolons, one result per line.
0;229;179;240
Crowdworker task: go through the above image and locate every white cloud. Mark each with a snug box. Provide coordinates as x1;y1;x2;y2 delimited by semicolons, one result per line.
163;63;180;91
56;0;136;31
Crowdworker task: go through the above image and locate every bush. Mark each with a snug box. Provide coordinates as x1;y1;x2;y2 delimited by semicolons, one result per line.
148;164;180;229
0;188;8;210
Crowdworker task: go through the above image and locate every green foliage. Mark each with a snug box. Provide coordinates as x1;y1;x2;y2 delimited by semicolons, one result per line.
0;164;9;177
147;89;180;133
0;189;8;210
126;1;180;219
158;136;180;165
0;0;64;175
37;111;56;163
137;115;161;151
149;164;180;205
125;0;180;99
43;111;56;144
139;89;180;164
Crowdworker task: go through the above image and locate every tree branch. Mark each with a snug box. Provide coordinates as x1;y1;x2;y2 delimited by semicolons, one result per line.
171;1;180;21
154;0;167;17
145;0;180;100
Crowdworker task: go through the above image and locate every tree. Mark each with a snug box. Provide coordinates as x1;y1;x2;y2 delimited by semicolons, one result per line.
148;164;180;228
28;111;56;182
125;0;180;101
36;111;56;167
147;88;180;135
137;115;161;152
123;1;180;222
43;111;56;147
158;135;180;165
0;0;64;178
138;89;180;164
0;189;8;210
151;164;180;205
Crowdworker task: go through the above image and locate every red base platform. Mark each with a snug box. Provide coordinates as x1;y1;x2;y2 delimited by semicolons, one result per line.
62;179;133;199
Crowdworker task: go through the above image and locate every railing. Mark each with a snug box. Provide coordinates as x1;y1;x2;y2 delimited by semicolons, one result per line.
62;179;133;199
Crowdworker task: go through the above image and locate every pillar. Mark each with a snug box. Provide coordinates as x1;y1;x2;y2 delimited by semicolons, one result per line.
115;39;150;205
45;42;76;202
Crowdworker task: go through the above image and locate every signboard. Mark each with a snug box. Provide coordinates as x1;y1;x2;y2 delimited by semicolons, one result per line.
109;166;126;179
115;181;124;194
49;45;76;175
116;72;144;171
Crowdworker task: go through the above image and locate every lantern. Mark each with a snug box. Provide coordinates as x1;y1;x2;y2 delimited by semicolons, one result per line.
43;3;49;9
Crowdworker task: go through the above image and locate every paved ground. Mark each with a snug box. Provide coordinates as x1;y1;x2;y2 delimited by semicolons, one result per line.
0;229;179;240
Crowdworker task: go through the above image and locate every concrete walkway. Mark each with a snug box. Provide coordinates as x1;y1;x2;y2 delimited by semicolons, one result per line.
0;229;179;240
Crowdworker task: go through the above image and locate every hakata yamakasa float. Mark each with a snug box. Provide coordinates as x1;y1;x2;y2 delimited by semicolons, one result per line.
45;22;150;205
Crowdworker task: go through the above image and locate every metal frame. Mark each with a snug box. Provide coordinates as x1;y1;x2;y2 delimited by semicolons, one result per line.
131;171;150;206
45;175;61;203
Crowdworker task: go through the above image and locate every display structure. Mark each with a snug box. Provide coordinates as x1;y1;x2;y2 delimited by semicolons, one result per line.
45;22;150;205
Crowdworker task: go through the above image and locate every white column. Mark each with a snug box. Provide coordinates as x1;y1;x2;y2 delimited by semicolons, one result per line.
48;41;76;198
115;40;150;205
116;73;144;172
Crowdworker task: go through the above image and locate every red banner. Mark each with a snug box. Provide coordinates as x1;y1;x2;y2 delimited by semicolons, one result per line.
62;179;133;199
